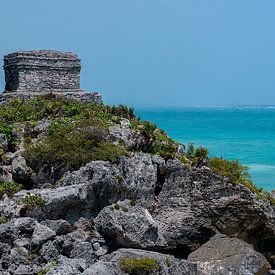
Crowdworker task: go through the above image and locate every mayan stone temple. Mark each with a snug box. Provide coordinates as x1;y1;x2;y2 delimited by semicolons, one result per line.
0;50;102;103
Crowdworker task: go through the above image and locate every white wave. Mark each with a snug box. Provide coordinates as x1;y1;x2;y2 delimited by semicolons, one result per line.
192;105;275;110
247;164;275;172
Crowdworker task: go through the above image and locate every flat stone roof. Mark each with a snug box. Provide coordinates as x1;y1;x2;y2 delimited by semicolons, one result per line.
4;50;80;60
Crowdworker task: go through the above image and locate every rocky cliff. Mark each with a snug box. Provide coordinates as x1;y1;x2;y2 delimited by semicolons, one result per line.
0;94;274;275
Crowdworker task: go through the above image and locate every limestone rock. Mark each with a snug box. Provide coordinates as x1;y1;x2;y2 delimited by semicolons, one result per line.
13;217;37;232
13;264;33;275
63;152;157;203
0;165;13;182
84;248;200;275
108;119;136;149
0;222;17;243
0;216;107;274
69;241;96;264
46;255;87;275
11;155;32;182
0;184;93;221
40;219;72;235
39;240;59;262
0;134;8;151
93;242;108;257
31;223;56;246
0;151;274;271
33;119;50;134
188;234;271;275
95;200;164;249
0;153;274;262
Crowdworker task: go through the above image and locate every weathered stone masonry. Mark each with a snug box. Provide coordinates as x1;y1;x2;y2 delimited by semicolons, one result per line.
1;50;103;104
4;50;81;93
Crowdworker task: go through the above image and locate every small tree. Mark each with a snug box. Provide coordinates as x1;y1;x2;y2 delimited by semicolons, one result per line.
194;147;209;166
186;143;195;159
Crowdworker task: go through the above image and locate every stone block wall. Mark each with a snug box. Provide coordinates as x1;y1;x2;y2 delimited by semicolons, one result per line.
3;50;81;93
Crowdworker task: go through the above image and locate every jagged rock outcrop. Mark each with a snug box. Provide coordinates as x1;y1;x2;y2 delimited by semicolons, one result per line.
0;97;274;274
0;217;108;274
63;155;273;259
0;152;274;273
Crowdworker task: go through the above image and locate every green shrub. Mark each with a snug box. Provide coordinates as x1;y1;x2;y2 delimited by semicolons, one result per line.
139;121;157;138
119;256;160;274
186;143;195;159
185;144;209;166
0;122;13;140
130;199;137;207
0;216;10;224
0;122;18;149
37;260;57;275
122;207;129;212
209;158;250;185
114;203;120;210
0;147;8;163
209;158;266;197
137;126;177;159
23;194;45;208
152;141;177;159
1;96;178;161
114;175;124;183
23;116;128;172
0;96;138;127
93;141;129;163
194;147;209;165
38;269;47;275
164;257;173;267
177;155;191;166
109;104;135;120
0;181;22;199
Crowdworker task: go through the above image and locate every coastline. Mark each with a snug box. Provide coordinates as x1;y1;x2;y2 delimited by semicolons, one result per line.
136;106;275;192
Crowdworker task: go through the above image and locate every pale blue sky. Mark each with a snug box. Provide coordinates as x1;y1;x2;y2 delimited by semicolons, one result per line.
1;0;275;106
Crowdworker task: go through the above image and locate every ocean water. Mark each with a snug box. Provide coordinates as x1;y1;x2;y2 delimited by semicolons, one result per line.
135;106;275;192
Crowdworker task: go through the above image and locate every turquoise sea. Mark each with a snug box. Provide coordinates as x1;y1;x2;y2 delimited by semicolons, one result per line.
136;106;275;192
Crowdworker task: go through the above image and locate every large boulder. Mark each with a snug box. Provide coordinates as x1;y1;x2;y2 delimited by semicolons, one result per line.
40;219;72;235
188;234;271;275
155;161;275;257
0;184;94;222
11;155;32;183
45;255;87;275
31;223;56;247
94;200;164;249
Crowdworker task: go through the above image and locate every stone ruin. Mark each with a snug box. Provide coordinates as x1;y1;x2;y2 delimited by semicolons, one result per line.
4;50;81;93
1;50;102;104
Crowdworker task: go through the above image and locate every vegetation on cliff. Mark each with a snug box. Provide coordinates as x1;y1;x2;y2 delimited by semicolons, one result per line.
0;95;274;273
0;94;273;203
